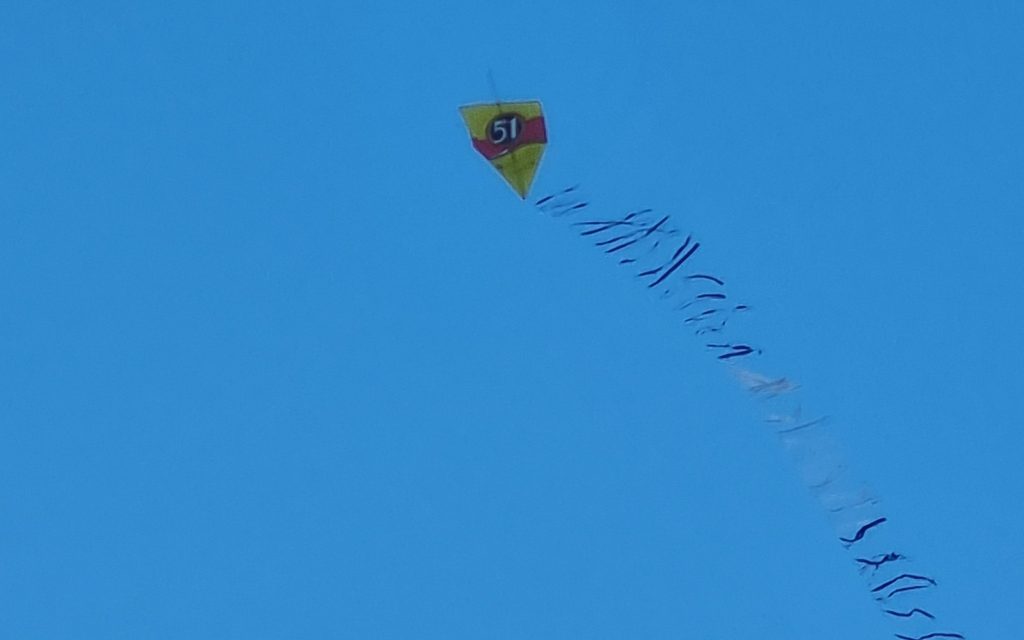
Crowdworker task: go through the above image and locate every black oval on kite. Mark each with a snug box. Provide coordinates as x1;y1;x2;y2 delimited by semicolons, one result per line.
487;113;525;146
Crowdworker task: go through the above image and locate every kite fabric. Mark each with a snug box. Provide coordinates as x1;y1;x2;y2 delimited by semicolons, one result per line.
462;100;968;640
459;101;547;199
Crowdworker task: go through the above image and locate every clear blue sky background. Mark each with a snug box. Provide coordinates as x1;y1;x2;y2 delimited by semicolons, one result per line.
2;2;1022;638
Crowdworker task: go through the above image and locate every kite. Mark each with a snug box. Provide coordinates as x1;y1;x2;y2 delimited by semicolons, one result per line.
459;101;547;198
462;99;968;639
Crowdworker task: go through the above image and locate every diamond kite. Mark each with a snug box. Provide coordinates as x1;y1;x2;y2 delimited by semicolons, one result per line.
459;101;547;198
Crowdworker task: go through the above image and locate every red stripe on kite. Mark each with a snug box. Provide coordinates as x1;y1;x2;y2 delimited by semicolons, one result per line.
471;117;547;160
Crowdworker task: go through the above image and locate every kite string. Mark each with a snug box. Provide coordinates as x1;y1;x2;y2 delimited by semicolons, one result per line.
487;68;502;111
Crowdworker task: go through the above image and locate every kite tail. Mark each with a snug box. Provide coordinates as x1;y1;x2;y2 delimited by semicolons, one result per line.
528;183;965;640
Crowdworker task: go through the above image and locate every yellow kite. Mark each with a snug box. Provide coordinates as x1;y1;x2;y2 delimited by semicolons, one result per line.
459;101;547;198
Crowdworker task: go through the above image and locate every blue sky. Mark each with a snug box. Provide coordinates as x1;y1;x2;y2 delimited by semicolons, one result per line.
2;2;1022;638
